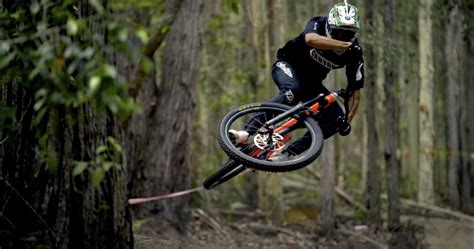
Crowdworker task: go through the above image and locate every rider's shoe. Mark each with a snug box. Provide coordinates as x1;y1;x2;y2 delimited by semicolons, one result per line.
268;151;289;161
228;129;250;145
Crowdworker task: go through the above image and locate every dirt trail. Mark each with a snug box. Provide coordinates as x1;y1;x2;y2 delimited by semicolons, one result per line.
408;216;474;249
135;212;474;249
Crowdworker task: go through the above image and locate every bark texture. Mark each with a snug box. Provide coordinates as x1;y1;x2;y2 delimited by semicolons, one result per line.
418;0;435;204
445;3;462;209
130;0;203;233
320;137;336;236
363;0;382;224
383;0;401;230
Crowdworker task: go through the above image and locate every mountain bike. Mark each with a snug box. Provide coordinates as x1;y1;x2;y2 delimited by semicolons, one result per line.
203;88;352;189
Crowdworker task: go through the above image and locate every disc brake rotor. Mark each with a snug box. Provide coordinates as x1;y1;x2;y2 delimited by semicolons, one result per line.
253;133;285;151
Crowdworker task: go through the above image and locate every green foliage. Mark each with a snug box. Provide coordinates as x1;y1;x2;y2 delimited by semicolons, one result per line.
354;207;368;221
1;0;145;180
108;0;166;10
224;0;240;14
73;137;124;187
132;218;151;232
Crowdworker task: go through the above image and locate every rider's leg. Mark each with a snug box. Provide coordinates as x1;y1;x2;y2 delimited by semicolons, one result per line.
244;61;303;134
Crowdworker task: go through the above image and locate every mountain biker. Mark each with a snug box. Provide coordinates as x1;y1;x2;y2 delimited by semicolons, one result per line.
230;1;364;160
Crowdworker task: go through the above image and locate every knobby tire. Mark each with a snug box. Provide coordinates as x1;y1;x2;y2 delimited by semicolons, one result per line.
203;159;246;190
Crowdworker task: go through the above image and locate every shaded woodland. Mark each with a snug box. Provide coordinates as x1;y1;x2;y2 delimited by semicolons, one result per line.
0;0;473;248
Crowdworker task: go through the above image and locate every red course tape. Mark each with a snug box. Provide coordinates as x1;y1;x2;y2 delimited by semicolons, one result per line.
128;187;203;205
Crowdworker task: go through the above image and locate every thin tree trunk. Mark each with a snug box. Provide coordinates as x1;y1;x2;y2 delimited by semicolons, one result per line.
384;0;400;230
242;0;261;209
418;0;435;204
320;137;336;236
363;0;382;224
461;9;473;212
319;71;337;236
445;3;462;209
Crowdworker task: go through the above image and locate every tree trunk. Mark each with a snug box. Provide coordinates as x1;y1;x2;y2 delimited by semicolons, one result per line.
130;0;203;233
460;6;473;212
242;0;261;209
445;3;462;209
320;137;336;236
418;0;435;204
363;0;382;224
383;0;401;230
0;2;132;248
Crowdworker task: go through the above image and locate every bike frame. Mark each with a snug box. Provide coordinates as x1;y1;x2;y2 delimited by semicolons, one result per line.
249;89;345;158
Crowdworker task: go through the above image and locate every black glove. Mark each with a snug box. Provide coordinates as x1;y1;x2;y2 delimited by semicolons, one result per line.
346;44;362;64
348;43;361;54
337;116;351;136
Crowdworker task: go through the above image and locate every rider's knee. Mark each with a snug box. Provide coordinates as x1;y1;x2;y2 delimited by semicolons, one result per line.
281;89;303;105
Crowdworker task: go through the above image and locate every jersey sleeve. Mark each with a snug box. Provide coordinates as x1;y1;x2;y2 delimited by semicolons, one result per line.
345;42;365;91
302;17;325;36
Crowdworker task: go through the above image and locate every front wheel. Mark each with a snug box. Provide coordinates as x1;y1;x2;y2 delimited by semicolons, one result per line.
218;102;324;172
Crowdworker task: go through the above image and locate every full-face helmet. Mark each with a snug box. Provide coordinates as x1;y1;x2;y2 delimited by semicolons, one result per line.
327;1;360;42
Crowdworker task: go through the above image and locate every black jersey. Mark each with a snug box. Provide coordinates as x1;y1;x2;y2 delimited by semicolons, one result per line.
276;16;364;90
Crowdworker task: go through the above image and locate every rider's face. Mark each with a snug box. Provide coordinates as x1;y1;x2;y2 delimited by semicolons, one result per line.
330;28;356;42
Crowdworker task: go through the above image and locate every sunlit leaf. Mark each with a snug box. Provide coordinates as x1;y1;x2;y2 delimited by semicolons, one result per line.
73;161;89;176
30;2;40;14
67;19;79;35
91;167;105;187
34;89;47;111
107;137;123;153
33;108;47;125
140;57;154;74
118;29;128;42
34;98;45;112
136;28;149;44
102;64;117;79
64;44;80;58
88;76;101;94
82;47;95;59
37;22;47;32
96;145;108;155
0;42;11;53
89;0;104;14
102;162;114;171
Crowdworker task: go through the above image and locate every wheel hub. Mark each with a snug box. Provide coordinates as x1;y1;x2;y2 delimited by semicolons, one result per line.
253;133;285;151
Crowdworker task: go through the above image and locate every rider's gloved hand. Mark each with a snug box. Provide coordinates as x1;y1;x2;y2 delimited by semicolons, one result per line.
337;116;351;136
347;43;361;53
346;44;362;64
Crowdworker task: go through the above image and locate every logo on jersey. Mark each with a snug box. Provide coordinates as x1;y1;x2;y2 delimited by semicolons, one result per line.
285;90;294;103
309;49;341;69
276;62;294;78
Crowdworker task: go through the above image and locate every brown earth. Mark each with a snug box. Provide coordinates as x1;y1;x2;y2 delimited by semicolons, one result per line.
135;209;474;249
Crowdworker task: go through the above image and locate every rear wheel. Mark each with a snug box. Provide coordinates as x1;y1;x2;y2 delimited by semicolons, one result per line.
203;159;247;190
218;102;324;172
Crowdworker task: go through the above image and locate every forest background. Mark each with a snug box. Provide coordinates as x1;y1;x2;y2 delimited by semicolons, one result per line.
0;0;473;248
